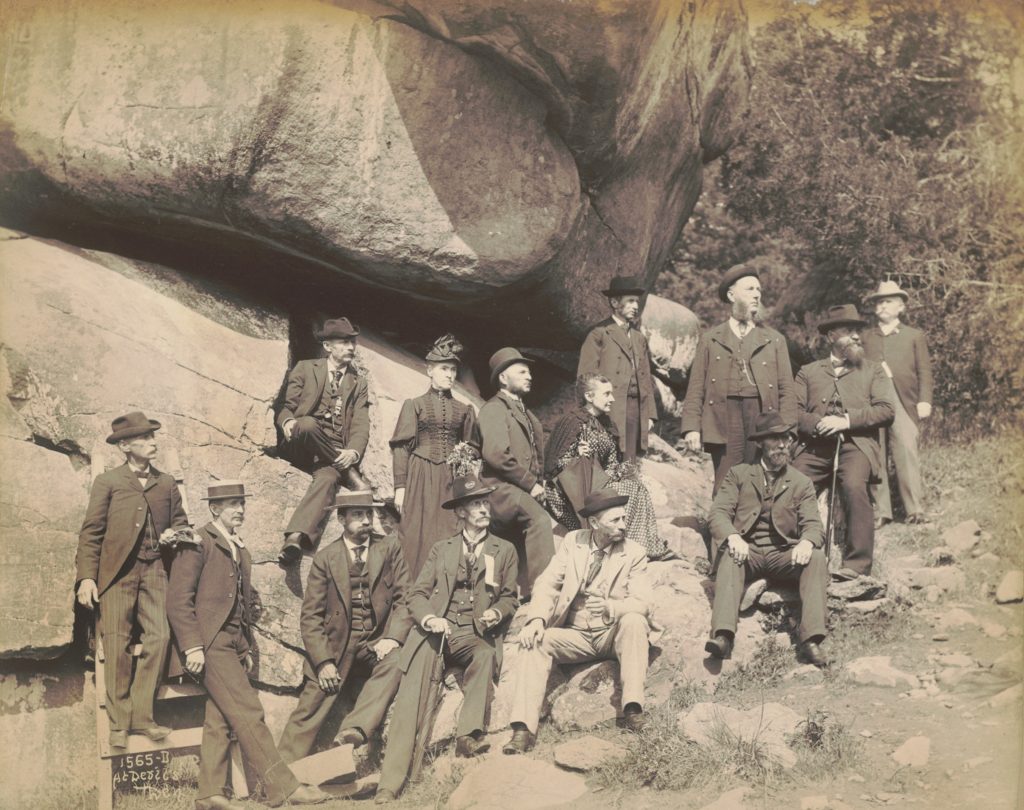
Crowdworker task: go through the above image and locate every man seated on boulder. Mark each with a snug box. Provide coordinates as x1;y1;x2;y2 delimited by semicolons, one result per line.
503;490;655;755
277;492;412;762
167;480;329;809
375;475;519;803
278;317;370;565
75;411;191;752
704;412;829;668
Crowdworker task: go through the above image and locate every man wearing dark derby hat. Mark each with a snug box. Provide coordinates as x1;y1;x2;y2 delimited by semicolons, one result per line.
75;411;191;751
277;491;413;763
503;490;656;754
376;476;519;801
704;413;829;668
791;305;895;580
681;264;797;493
577;275;658;460
167;481;329;809
478;347;554;599
277;317;371;565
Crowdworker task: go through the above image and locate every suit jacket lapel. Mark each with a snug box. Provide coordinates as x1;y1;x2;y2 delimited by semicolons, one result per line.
327;540;351;615
602;541;629;594
368;537;384;589
143;464;161;492
710;322;735;353
502;392;532;436
443;537;461;595
571;532;590;594
604;321;634;361
748;464;765;501
121;464;144;492
474;534;499;583
312;358;328;402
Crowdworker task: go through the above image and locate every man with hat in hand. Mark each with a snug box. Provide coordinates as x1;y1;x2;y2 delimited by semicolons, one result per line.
862;281;933;526
375;476;519;802
681;264;797;492
277;317;371;564
791;305;895;580
479;347;554;599
277;491;412;762
75;411;191;751
167;481;329;809
704;413;829;667
503;490;655;754
577;276;658;460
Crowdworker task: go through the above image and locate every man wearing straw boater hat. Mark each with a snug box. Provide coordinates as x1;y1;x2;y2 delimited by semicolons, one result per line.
375;475;519;802
277;317;371;565
277;491;412;763
503;489;656;754
167;480;329;809
791;305;895;581
577;275;658;460
478;347;554;599
704;412;828;668
861;280;933;526
681;263;797;492
75;411;191;752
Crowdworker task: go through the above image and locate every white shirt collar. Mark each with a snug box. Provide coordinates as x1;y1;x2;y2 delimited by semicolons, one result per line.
327;358;348;376
878;319;901;336
729;317;753;339
829;353;845;368
343;534;369;555
128;460;152;476
211;521;245;561
462;527;487;553
501;389;522;403
611;313;631;331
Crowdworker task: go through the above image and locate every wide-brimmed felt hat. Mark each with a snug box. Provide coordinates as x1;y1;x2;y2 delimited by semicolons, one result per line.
425;334;464;364
489;347;534;387
106;411;162;444
201;480;248;501
601;275;647;298
578;490;629;518
717;265;760;302
817;304;869;334
864;280;909;304
442;475;496;510
747;412;796;441
324;490;385;512
315;317;360;341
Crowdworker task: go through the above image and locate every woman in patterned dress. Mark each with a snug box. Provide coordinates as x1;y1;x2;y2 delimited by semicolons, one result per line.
390;335;480;576
544;373;667;558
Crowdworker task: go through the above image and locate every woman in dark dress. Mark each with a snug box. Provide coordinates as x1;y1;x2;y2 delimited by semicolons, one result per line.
544;373;668;558
390;335;480;576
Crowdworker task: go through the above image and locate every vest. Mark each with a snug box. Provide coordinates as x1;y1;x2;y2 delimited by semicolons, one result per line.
747;470;785;547
564;554;609;631
725;328;759;398
228;552;247;627
444;554;478;627
349;563;374;633
135;499;161;563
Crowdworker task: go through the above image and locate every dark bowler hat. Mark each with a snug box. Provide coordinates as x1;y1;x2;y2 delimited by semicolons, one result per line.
717;264;760;302
578;490;629;518
601;275;647;297
489;347;534;386
315;317;360;341
106;411;162;444
324;490;384;512
747;412;796;441
442;475;497;510
817;304;868;334
201;480;248;501
425;334;464;364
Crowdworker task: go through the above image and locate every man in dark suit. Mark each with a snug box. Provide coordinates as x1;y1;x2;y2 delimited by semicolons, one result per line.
277;492;412;762
577;276;658;460
792;305;895;580
278;317;371;564
681;265;797;492
75;411;191;751
167;481;328;809
862;281;933;526
704;413;828;667
479;347;554;598
375;476;519;802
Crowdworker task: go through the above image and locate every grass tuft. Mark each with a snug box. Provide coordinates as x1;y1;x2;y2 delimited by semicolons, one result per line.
790;709;865;780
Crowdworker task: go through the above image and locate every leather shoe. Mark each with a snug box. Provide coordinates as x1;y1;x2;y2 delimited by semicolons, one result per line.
502;727;534;755
799;640;830;668
455;734;484;758
906;513;930;525
831;567;860;582
374;789;397;804
337;727;366;747
196;796;245;810
874;516;891;530
131;724;171;742
279;534;305;565
280;784;330;805
704;633;733;660
622;703;646;733
109;730;127;750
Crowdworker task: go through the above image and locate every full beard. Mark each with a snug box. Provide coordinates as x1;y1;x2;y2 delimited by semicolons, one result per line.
764;447;790;469
841;342;865;368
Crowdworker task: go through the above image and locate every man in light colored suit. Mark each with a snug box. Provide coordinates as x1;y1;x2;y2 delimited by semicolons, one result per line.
577;275;658;460
502;490;655;754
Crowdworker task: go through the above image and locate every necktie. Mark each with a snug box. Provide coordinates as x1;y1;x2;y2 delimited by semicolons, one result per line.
584;549;604;588
135;471;149;481
331;369;344;395
738;322;750;338
465;542;479;572
352;545;365;571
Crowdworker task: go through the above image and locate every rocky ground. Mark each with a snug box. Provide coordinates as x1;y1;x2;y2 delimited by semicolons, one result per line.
107;433;1023;810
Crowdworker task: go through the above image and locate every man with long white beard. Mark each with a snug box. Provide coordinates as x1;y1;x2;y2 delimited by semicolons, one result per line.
792;305;894;580
705;412;827;666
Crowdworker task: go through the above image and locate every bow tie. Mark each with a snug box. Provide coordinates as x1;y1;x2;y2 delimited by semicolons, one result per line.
831;359;845;369
134;470;150;479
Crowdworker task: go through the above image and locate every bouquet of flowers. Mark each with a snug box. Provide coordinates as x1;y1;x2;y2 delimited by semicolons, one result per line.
447;441;482;478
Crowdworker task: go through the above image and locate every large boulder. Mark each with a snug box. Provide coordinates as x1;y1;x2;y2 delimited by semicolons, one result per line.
0;0;750;343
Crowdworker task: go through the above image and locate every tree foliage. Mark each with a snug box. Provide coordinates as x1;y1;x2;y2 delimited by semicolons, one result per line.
661;0;1024;437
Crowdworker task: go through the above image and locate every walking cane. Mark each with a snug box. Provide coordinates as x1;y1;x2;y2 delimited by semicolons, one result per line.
410;633;447;782
823;435;843;562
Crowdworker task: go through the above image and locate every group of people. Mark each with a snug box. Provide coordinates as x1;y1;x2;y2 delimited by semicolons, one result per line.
73;267;931;808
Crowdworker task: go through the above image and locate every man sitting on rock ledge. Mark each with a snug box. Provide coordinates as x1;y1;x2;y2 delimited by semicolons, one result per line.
503;490;655;755
704;412;829;668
